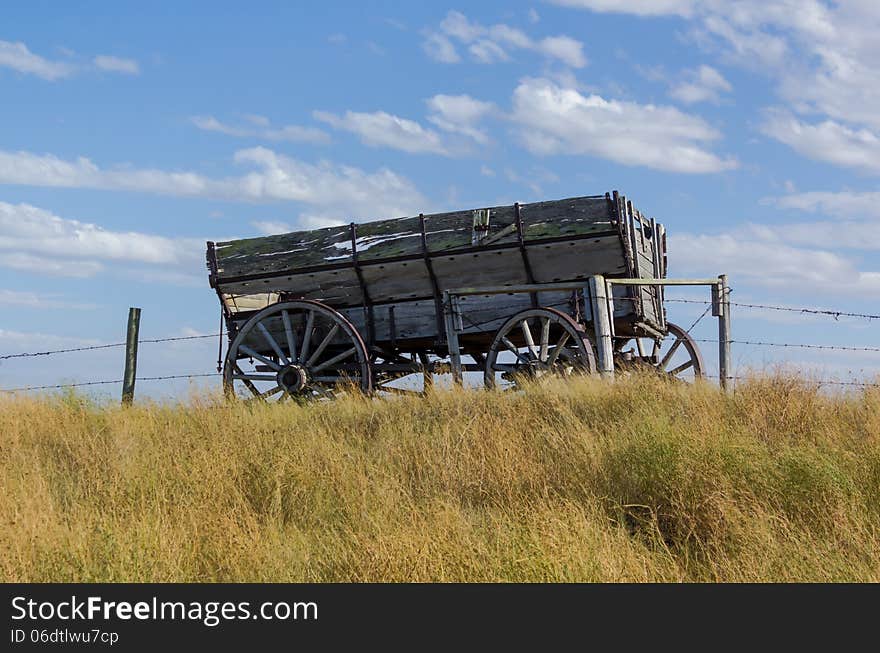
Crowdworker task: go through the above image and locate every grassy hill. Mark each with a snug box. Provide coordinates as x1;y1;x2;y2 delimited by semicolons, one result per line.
2;374;878;582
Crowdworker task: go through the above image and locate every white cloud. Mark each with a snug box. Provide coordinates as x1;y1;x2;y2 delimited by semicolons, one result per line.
441;11;486;42
426;94;495;144
313;109;449;155
510;77;737;173
0;201;199;280
0;252;104;277
548;0;697;17
191;115;246;137
93;55;140;75
0;289;97;310
528;8;541;23
536;36;587;68
263;125;332;144
671;231;880;296
770;190;880;219
0;148;425;218
191;115;330;144
0;40;141;80
252;220;293;235
0;40;74;80
0;328;100;350
230;148;425;217
422;32;460;63
426;10;587;68
469;39;510;64
669;64;731;104
760;111;880;174
551;1;880;172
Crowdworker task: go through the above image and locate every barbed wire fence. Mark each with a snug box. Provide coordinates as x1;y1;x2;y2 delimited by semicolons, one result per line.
2;294;880;395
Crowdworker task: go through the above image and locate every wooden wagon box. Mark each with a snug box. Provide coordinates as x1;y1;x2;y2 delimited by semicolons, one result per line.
207;191;701;398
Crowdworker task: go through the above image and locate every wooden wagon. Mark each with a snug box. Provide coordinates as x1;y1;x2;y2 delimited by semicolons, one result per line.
206;191;704;399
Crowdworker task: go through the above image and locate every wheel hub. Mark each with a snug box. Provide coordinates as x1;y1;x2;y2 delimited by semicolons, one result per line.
278;364;309;393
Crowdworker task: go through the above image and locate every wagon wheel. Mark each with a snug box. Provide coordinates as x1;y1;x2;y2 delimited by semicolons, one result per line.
223;300;371;401
484;307;597;390
615;321;704;381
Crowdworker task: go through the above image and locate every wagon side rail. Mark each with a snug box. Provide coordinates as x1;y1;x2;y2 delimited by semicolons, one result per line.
444;274;731;390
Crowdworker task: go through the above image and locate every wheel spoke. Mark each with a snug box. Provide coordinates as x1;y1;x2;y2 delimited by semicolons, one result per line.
660;337;684;369
545;332;571;366
501;337;531;364
539;317;550;362
651;339;660;360
306;324;340;367
234;363;261;396
376;385;422;395
667;359;694;376
239;345;281;371
257;385;284;400
281;310;297;362
312;345;357;373
299;309;316;362
312;374;358;384
521;320;538;360
233;373;276;381
257;322;289;364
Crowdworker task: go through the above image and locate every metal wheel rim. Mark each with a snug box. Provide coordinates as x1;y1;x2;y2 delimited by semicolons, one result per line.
484;307;597;390
223;300;371;401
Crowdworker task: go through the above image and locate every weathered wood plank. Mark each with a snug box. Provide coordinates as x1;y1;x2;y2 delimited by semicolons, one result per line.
212;195;616;280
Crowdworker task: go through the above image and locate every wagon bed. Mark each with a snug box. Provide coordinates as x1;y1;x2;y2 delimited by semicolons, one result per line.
207;191;702;398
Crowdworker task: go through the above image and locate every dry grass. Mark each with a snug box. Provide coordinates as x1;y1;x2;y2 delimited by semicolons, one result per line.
1;374;879;582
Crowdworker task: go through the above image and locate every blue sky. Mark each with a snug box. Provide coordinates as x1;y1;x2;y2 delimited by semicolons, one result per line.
3;0;880;396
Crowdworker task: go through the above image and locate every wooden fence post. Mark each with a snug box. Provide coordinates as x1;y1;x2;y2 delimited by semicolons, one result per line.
588;276;615;378
122;307;141;405
718;275;732;392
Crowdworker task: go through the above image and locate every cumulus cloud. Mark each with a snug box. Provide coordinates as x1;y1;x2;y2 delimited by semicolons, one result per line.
0;201;200;280
425;94;496;145
0;40;75;80
548;0;697;17
191;115;330;144
551;1;880;171
669;64;732;104
422;32;461;63
0;289;97;310
93;55;139;75
770;190;880;220
670;231;880;296
313;109;449;155
509;77;737;173
0;147;425;218
760;111;880;174
0;39;140;79
424;10;587;68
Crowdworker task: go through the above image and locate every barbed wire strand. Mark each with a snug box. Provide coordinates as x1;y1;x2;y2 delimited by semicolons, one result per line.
0;372;221;393
0;333;220;361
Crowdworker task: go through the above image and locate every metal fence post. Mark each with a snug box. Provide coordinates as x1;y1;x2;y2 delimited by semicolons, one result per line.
588;275;614;377
718;275;731;392
443;291;463;385
121;307;141;405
